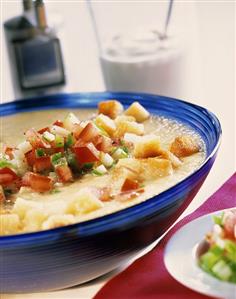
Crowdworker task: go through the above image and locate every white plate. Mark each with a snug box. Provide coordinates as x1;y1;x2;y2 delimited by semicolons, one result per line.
164;209;236;299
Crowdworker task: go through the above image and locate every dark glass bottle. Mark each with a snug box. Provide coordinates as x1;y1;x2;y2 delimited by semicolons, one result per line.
4;0;66;99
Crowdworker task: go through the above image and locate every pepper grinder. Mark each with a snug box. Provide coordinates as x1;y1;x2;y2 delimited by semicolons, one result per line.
4;0;66;99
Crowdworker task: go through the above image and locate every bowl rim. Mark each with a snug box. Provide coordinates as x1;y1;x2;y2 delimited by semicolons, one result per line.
0;92;222;243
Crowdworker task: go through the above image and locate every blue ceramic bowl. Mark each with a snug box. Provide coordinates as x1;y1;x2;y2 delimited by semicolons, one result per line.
0;92;221;293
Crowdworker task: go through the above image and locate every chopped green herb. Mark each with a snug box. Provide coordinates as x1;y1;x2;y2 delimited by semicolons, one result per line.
51;152;63;165
83;163;94;170
50;189;61;194
112;147;129;160
92;169;104;176
35;148;45;157
55;135;64;148
4;189;13;196
111;147;118;155
121;146;129;154
0;159;16;169
65;133;74;148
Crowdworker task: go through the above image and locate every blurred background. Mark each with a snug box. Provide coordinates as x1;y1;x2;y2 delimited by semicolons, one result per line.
1;0;235;205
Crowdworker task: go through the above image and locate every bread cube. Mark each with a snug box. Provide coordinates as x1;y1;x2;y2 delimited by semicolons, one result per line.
98;100;124;119
140;158;173;180
95;114;116;136
116;158;142;174
23;209;47;232
116;157;172;181
115;115;136;125
170;135;199;157
111;164;140;192
67;188;104;215
0;214;20;235
42;214;75;230
133;135;162;158
13;197;43;219
161;150;182;168
114;120;144;138
124;102;150;122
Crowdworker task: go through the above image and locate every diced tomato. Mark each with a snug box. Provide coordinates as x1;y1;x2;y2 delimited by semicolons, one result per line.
78;123;100;143
55;165;73;182
25;128;50;149
25;150;37;166
22;172;53;192
0;186;6;202
224;211;236;240
3;146;15;159
0;167;19;186
37;127;50;134
72;123;84;139
121;178;140;192
73;141;100;164
53;120;64;127
33;156;52;173
95;136;113;153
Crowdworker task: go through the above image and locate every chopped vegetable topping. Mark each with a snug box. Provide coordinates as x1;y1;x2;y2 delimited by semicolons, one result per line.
0;99;201;200
35;148;46;158
199;209;236;283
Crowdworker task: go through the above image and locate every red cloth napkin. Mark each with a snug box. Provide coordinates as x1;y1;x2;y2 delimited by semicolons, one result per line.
94;173;236;299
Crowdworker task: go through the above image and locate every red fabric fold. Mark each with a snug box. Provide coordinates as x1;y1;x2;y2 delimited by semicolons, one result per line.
94;173;236;299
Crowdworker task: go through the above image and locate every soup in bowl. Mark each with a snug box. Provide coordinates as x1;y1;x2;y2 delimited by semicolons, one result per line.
0;92;221;292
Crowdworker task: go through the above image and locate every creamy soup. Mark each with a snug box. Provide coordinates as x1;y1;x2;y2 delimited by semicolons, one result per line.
0;101;205;235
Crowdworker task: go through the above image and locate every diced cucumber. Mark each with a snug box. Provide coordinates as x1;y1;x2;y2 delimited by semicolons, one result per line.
100;152;114;167
92;165;107;176
112;148;128;160
50;125;70;137
212;260;232;281
17;141;32;154
224;240;236;263
43;131;55;142
200;251;221;271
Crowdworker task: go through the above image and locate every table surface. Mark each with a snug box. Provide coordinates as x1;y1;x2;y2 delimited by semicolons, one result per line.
1;1;235;298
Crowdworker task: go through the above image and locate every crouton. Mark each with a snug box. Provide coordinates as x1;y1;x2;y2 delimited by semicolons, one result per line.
124;102;150;122
115;115;136;124
116;157;172;181
23;209;47;232
160;150;182;168
98;100;124;119
114;120;144;138
0;214;20;235
111;165;140;193
133;135;162;158
170;136;199;157
67;188;104;215
139;158;173;180
42;214;75;230
95;114;116;136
